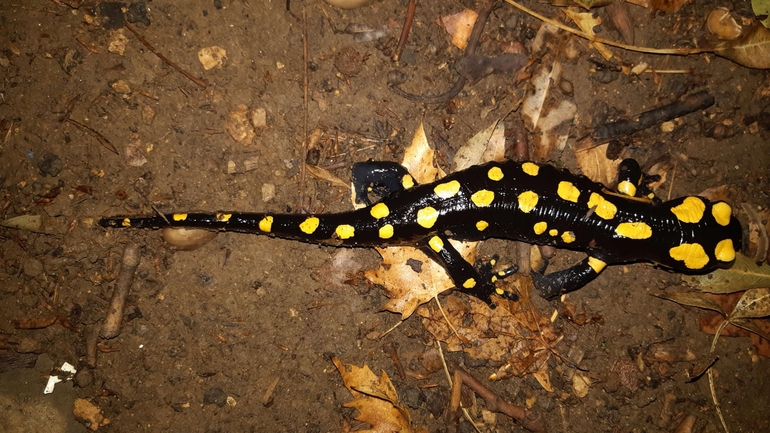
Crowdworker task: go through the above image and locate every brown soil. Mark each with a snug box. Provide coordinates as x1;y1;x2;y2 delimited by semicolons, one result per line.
1;1;768;432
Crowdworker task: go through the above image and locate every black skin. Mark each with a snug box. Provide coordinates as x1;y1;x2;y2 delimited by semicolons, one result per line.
100;159;743;307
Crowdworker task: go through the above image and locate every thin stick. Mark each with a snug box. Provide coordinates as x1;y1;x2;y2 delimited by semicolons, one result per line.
504;0;711;56
101;243;141;339
65;118;119;155
393;0;417;62
124;21;207;88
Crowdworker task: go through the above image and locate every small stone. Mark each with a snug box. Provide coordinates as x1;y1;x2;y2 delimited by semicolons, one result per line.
74;368;94;388
23;258;44;277
250;107;267;129
198;46;227;70
108;29;129;55
261;183;275;202
203;387;227;407
110;80;131;94
38;153;63;177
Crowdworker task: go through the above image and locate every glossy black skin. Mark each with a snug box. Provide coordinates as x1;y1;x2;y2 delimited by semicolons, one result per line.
99;160;742;304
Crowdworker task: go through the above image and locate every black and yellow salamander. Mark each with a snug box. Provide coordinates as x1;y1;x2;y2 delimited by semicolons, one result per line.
99;159;742;307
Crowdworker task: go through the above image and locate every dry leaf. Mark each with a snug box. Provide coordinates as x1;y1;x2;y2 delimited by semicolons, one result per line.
752;0;770;29
650;0;689;13
656;292;728;316
563;9;613;60
521;61;576;160
606;1;634;45
401;121;440;184
440;10;478;51
225;104;255;145
573;142;617;186
453;119;506;171
572;372;591;398
682;253;770;293
1;215;43;232
418;282;560;381
305;164;350;190
366;242;478;319
332;357;412;433
731;288;770;319
714;25;770;69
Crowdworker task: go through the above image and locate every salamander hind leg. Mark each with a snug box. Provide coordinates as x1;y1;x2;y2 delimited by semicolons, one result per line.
352;161;416;206
531;256;607;300
423;235;518;308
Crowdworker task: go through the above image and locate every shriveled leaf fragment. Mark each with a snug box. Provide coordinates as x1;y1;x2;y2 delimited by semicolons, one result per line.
440;10;478;51
656;292;728;315
697;292;770;357
650;0;689;13
225;104;255;145
731;288;770;319
198;46;226;70
707;8;743;41
714;25;770;69
332;357;412;433
682;253;770;293
305;164;349;190
418;284;560;381
1;215;43;232
752;0;770;28
572;0;616;9
563;9;613;60
572;372;591;398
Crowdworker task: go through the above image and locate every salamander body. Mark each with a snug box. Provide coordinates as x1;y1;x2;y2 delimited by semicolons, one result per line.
99;160;742;305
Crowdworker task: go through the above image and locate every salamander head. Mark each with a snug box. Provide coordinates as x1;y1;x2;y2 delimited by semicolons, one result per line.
664;197;742;273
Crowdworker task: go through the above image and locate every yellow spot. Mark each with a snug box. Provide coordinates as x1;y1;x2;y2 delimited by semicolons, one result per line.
370;203;389;219
402;174;414;189
491;276;498;283
487;166;504;181
122;218;131;227
517;191;539;213
495;287;504;295
561;231;576;243
533;221;547;235
216;213;232;222
712;202;732;226
587;257;607;273
335;224;355;240
670;197;706;223
669;243;710;269
617;180;637;197
259;216;273;232
715;239;736;262
379;224;394;239
300;217;320;234
557;181;580;203
522;162;539;176
434;180;461;199
476;220;489;231
615;222;652;239
417;207;439;229
463;278;476;289
587;193;617;220
173;213;188;221
471;190;495;207
549;229;558;236
429;236;444;252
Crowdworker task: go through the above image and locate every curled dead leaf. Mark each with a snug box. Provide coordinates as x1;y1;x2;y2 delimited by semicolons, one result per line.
707;8;743;41
714;25;770;69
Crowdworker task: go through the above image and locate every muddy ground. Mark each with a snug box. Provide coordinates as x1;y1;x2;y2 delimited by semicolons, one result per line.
1;0;769;432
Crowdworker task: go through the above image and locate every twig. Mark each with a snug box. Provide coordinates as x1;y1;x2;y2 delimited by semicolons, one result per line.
65;118;119;155
100;243;141;339
455;368;548;433
504;0;712;56
392;0;417;62
123;21;207;88
389;0;497;104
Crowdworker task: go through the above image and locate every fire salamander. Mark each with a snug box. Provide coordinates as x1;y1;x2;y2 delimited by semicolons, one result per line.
99;159;742;307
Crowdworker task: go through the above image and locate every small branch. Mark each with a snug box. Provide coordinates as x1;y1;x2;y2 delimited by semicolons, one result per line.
392;0;417;62
504;0;712;56
100;243;141;339
124;21;207;88
455;368;547;433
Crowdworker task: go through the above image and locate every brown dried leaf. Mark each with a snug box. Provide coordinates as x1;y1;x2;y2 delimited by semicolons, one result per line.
305;164;350;190
563;9;613;60
573;142;617;186
655;292;728;315
440;10;478;51
332;357;412;433
714;25;770;69
650;0;689;13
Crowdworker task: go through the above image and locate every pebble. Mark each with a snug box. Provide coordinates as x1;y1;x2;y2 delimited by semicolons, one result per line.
23;258;44;277
38;153;63;177
203;387;227;407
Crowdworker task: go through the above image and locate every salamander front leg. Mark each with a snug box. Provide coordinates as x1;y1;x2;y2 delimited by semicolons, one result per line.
531;256;607;300
423;235;518;308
